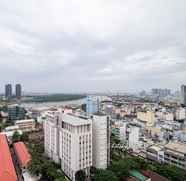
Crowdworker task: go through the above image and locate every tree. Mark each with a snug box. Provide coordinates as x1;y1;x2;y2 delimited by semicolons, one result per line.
12;131;21;143
20;132;29;142
75;170;86;181
92;169;117;181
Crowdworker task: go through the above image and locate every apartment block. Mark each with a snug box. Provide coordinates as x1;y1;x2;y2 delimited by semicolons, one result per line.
92;114;110;169
44;111;111;181
164;142;186;169
44;112;92;181
137;111;155;127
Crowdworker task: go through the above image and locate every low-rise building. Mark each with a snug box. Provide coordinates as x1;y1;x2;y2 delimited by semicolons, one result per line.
15;119;35;132
137;111;155;127
164;142;186;169
175;108;186;121
0;134;18;181
13;142;31;170
146;145;164;163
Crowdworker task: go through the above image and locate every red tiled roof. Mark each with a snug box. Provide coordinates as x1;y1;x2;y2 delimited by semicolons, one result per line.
13;142;31;168
0;134;17;181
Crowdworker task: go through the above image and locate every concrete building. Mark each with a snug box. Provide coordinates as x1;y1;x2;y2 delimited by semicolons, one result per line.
44;112;92;181
15;84;22;99
146;145;164;163
44;111;60;163
5;84;12;99
164;142;186;169
86;96;99;115
152;88;171;97
44;111;111;180
128;125;140;151
92;114;110;169
137;111;155;127
175;107;186;120
181;85;186;106
8;105;26;121
15;119;36;132
119;122;127;141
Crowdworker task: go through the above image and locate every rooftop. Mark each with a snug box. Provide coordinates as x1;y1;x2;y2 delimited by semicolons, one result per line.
165;142;186;154
129;170;149;181
15;119;35;124
62;114;92;126
148;145;163;152
13;142;31;168
0;134;17;181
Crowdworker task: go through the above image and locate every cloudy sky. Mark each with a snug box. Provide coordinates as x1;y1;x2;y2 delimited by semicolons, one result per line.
0;0;186;93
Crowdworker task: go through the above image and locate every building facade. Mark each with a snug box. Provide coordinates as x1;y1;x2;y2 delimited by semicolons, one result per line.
164;142;186;170
86;96;99;115
137;111;155;127
44;111;111;180
8;105;26;121
92;114;110;169
15;119;36;132
44;112;92;181
5;84;12;99
15;84;22;99
181;85;186;106
128;125;140;151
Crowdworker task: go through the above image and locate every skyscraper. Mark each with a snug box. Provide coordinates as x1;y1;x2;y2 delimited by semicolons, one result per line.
181;85;186;106
16;84;22;99
5;84;12;99
86;96;99;115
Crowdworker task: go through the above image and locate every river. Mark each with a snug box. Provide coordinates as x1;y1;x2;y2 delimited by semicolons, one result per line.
21;98;86;109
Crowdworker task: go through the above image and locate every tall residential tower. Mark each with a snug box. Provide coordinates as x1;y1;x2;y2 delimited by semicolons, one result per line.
5;84;12;99
16;84;22;99
181;85;186;106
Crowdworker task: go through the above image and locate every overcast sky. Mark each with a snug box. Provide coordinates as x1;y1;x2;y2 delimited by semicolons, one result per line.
0;0;186;93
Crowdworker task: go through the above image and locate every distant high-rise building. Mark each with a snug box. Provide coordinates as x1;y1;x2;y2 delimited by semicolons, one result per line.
5;84;12;99
181;85;186;106
86;96;99;115
151;88;171;97
16;84;22;99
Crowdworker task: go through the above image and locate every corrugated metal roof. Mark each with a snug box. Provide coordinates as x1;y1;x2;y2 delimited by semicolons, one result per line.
0;134;17;181
13;142;31;168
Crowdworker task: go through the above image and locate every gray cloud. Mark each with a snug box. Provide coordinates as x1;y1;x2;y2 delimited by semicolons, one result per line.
0;0;186;93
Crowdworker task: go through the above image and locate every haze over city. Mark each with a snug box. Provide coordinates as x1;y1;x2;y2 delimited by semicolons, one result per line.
0;0;186;93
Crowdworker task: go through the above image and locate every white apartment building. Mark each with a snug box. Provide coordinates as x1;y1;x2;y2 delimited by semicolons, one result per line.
128;125;140;151
92;114;110;169
59;114;92;180
44;112;111;180
44;112;92;181
119;122;127;141
175;107;186;120
44;111;60;163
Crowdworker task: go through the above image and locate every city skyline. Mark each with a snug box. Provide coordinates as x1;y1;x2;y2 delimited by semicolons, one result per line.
0;0;186;93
